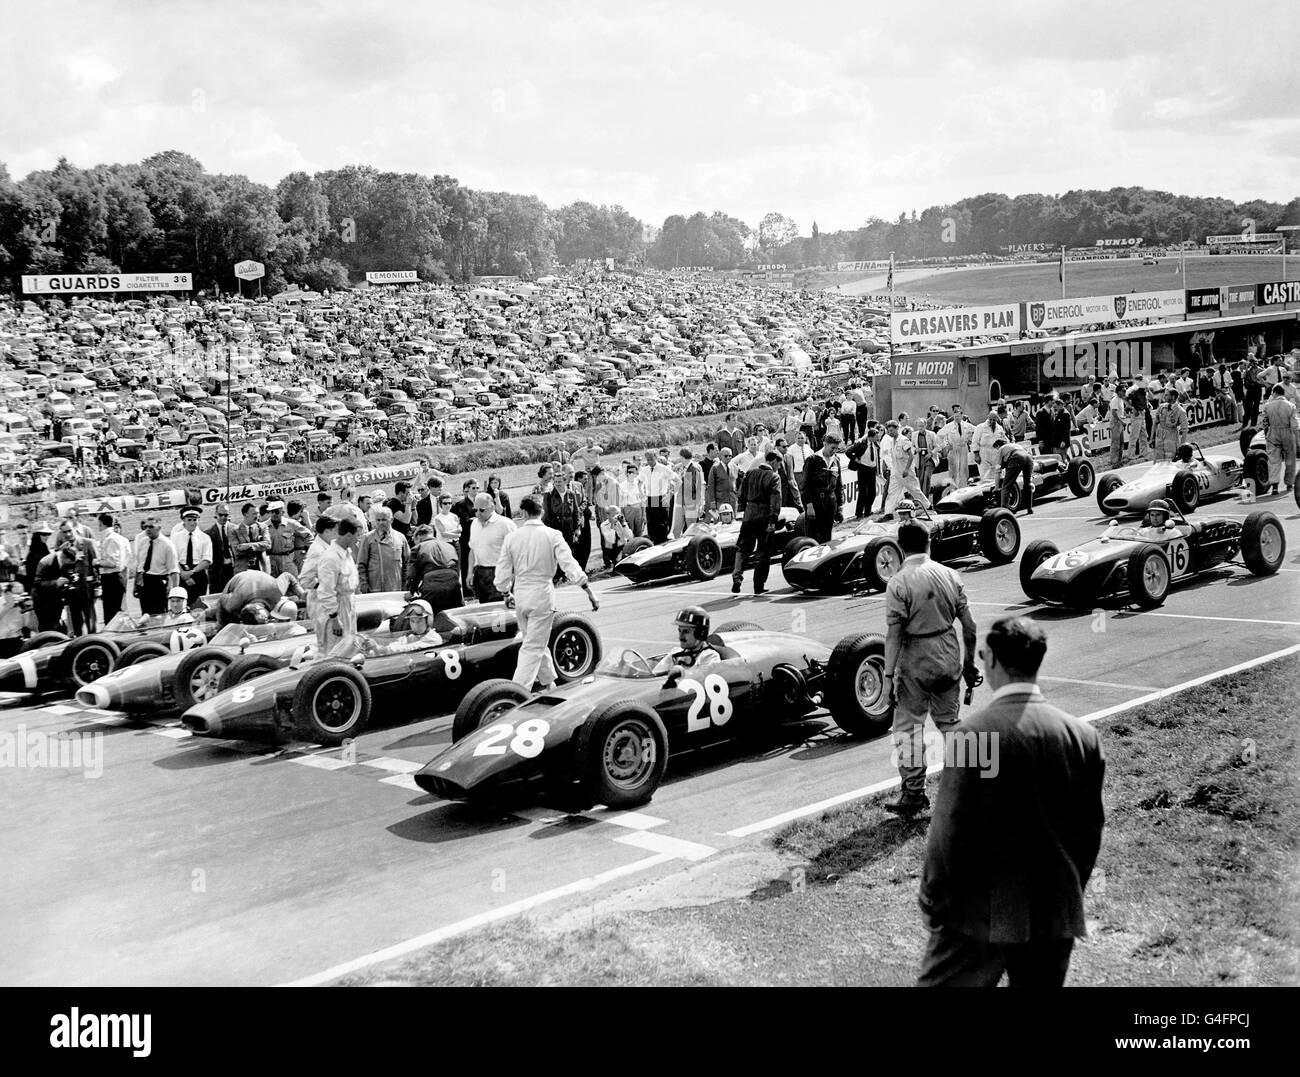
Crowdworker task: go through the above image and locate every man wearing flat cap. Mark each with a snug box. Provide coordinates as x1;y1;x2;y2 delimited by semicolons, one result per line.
171;507;214;607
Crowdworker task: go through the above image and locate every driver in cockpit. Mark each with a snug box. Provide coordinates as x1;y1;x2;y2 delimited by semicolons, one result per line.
1141;499;1174;531
653;606;722;679
367;600;445;655
1173;444;1194;465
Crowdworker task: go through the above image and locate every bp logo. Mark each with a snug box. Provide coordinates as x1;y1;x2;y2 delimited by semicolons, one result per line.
1029;302;1045;328
1113;295;1127;320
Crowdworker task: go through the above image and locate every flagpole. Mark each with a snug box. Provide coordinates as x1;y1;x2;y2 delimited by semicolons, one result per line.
887;251;895;366
1060;245;1066;300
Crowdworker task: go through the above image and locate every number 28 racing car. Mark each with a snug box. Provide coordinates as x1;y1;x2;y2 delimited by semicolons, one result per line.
781;503;1021;593
1019;503;1285;609
415;624;898;810
613;508;801;584
935;452;1096;514
179;604;601;746
1095;443;1244;516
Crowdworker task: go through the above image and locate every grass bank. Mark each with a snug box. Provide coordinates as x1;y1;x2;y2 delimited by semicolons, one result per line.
337;654;1299;986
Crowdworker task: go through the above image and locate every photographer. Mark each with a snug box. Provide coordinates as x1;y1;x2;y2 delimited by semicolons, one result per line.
599;505;633;568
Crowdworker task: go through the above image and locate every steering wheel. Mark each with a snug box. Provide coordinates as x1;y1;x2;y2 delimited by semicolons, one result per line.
619;648;653;675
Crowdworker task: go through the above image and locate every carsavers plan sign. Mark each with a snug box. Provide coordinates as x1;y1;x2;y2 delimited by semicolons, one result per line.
891;304;1019;343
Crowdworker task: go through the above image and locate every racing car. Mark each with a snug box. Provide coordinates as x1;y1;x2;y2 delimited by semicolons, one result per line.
1019;504;1284;609
1095;443;1244;516
179;604;601;746
415;624;895;809
781;503;1021;593
612;507;802;584
1239;426;1273;493
935;453;1095;514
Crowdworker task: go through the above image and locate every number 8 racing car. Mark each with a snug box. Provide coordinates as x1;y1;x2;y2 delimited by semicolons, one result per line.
1019;504;1285;609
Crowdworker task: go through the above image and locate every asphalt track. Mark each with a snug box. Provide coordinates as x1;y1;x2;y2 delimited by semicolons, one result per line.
2;464;1297;986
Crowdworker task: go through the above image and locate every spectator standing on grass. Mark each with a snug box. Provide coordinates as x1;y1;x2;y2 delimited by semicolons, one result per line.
452;478;480;594
917;617;1104;987
1106;389;1127;468
619;460;646;537
356;505;410;594
466;494;516;602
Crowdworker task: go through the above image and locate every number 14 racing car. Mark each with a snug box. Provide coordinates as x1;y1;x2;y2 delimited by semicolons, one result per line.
1019;503;1285;609
415;624;900;810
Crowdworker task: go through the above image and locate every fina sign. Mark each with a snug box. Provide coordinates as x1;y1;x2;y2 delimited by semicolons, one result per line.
891;304;1019;343
21;273;193;294
234;260;265;281
365;270;418;284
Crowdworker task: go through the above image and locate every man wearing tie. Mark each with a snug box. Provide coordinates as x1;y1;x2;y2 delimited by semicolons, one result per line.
847;422;881;518
233;501;271;576
170;508;213;606
133;516;179;616
206;507;237;592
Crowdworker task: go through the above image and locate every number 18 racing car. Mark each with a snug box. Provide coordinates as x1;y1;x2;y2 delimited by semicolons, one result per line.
1019;502;1284;609
1095;443;1244;516
415;624;898;810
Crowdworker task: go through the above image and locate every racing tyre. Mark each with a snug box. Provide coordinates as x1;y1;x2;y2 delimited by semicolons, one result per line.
217;653;284;691
1169;469;1200;514
1067;457;1096;497
684;535;722;581
716;621;762;632
824;631;891;738
860;538;902;592
174;647;235;709
573;700;669;809
978;508;1021;564
291;662;372;745
1239;427;1258;460
622;537;653;558
782;536;817;569
20;631;70;652
549;612;601;682
115;641;170;668
1241;510;1286;576
452;678;531;742
1126;543;1170;609
1019;539;1059;602
1096;474;1124;516
61;636;121;688
1245;452;1270;492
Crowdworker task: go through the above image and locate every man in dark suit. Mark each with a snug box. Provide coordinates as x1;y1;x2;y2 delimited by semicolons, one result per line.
414;477;444;528
846;423;880;517
917;616;1105;987
206;507;238;592
730;452;781;596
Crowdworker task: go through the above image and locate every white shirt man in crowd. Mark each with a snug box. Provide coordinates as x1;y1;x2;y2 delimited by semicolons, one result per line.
133;516;179;616
169;507;214;607
96;512;133;622
467;492;517;602
970;406;1001;483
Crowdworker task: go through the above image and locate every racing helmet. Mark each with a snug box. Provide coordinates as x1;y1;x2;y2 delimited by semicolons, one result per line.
270;598;299;622
404;599;434;625
895;498;918;520
1143;499;1173;529
1174;444;1193;463
240;599;271;625
674;605;711;641
717;502;735;523
168;586;189;601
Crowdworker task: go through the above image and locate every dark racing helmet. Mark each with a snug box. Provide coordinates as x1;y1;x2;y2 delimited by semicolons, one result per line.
1174;444;1193;463
895;498;918;520
240;599;272;625
674;606;711;641
1143;499;1172;529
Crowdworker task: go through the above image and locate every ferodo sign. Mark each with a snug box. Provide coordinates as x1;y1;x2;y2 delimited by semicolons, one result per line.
365;270;418;284
1256;280;1300;306
891;304;1019;343
22;273;193;294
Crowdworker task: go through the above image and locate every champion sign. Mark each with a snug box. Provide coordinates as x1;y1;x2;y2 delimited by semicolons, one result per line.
891;304;1019;343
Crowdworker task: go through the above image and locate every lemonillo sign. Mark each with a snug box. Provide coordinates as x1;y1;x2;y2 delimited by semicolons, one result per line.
365;270;418;283
21;273;193;293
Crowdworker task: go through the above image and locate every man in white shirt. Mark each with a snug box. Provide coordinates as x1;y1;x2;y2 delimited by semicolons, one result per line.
169;507;214;606
641;450;678;544
133;516;179;616
970;406;1001;484
298;515;338;626
316;518;361;650
617;460;646;537
786;430;813;480
730;435;761;474
494;497;599;692
467;493;517;602
96;512;133;622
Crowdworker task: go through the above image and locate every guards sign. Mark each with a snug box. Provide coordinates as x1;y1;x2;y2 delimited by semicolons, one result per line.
234;260;265;281
891;357;958;389
22;273;193;294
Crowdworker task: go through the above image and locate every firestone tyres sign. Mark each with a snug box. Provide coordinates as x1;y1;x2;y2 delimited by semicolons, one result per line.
891;304;1019;343
22;272;193;294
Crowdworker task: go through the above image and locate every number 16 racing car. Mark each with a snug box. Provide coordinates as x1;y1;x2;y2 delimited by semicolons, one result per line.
1095;443;1244;516
415;623;899;810
1019;501;1285;609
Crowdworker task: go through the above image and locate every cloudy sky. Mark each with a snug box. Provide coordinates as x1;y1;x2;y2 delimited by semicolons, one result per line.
2;0;1297;234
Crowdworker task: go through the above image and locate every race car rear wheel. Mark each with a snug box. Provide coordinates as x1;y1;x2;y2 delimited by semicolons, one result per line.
1245;451;1270;492
1126;544;1170;609
1001;481;1025;513
1169;469;1200;514
622;537;653;558
574;700;669;809
860;538;902;592
1241;510;1286;576
1239;427;1258;460
20;631;70;652
978;508;1021;563
824;631;891;738
716;621;762;632
218;653;284;691
1096;474;1123;516
62;637;121;688
292;663;372;745
174;647;234;709
782;536;817;569
1067;457;1096;497
115;640;170;668
684;536;722;581
452;678;531;742
549;613;601;682
1019;539;1059;602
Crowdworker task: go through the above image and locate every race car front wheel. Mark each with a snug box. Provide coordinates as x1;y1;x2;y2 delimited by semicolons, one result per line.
1019;539;1059;602
175;647;235;709
1245;452;1270;492
292;663;372;745
1239;427;1258;460
20;631;70;653
1169;469;1200;514
1067;457;1096;498
574;700;668;809
1126;544;1170;609
824;631;892;738
1241;510;1286;576
621;537;653;559
549;613;601;682
452;678;531;742
860;538;902;592
684;536;722;581
218;653;284;690
782;536;817;569
115;640;170;668
978;508;1021;563
1096;474;1123;516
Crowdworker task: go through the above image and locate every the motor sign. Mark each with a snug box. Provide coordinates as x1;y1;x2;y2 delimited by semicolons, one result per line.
21;273;193;294
1185;287;1221;315
891;304;1019;343
1256;280;1300;306
891;358;958;389
365;270;418;284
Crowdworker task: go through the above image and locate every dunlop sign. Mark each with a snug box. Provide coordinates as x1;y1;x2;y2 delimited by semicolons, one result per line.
891;304;1019;343
22;273;193;294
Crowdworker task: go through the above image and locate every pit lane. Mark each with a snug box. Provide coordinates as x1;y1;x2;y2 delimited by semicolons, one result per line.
2;468;1297;985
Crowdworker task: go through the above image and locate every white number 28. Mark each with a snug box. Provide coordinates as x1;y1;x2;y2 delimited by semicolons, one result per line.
685;674;733;733
473;718;550;759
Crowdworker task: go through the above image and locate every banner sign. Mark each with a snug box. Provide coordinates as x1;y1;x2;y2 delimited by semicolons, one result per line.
1081;395;1230;455
891;304;1019;343
55;490;188;518
1094;238;1144;247
22;273;193;294
836;261;891;272
1223;284;1256;311
1023;294;1122;332
1185;287;1222;316
1215;241;1282;254
1115;290;1185;321
999;243;1055;253
198;477;323;506
1065;252;1118;261
1256;280;1300;306
364;270;418;284
891;357;959;389
234;260;265;281
1206;232;1282;245
324;461;426;491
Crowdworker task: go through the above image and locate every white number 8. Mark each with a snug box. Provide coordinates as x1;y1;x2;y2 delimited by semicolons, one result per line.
231;685;255;703
440;649;461;679
686;674;733;732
